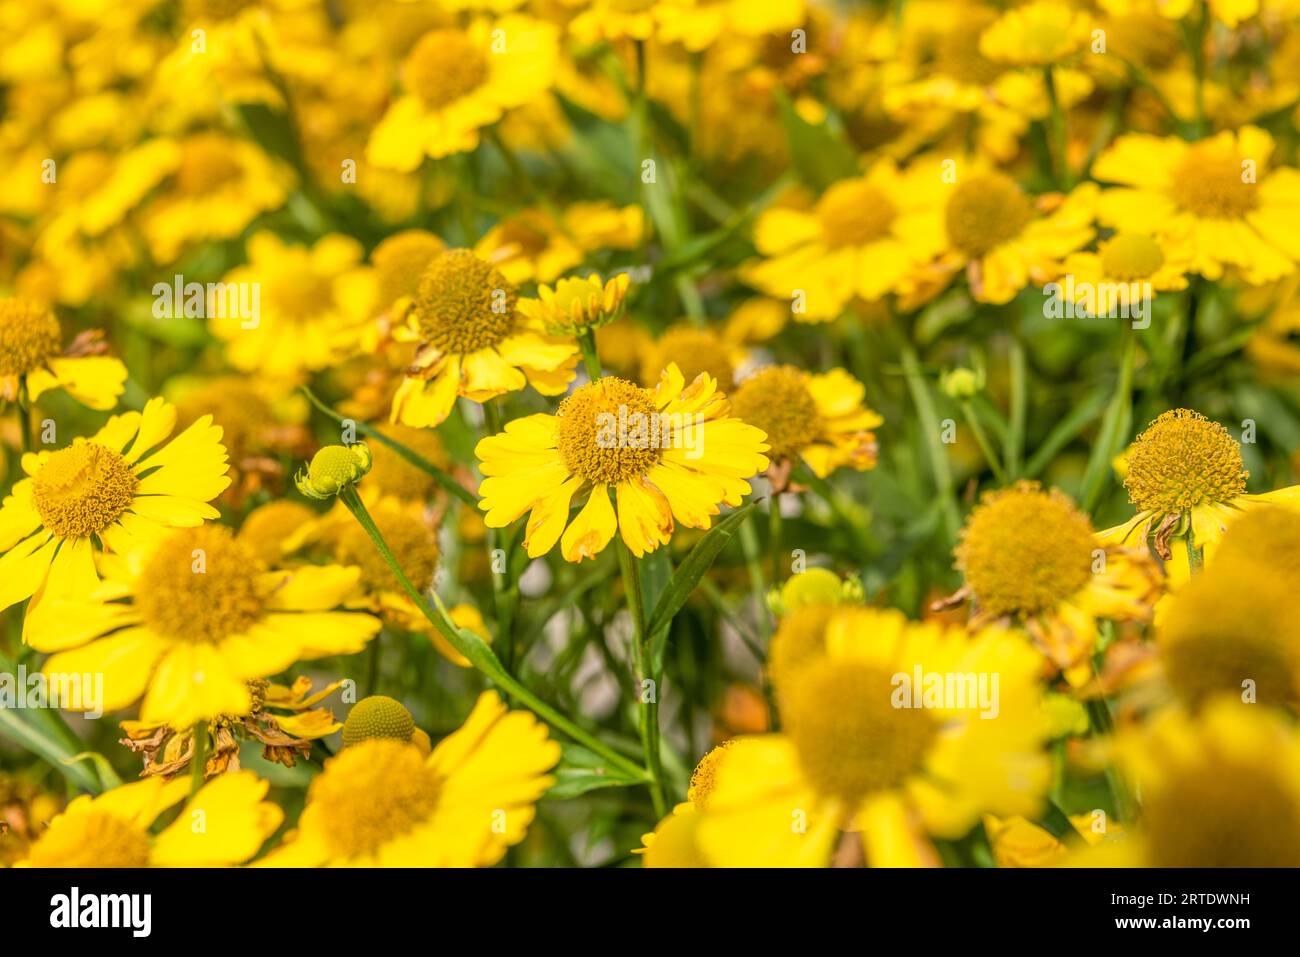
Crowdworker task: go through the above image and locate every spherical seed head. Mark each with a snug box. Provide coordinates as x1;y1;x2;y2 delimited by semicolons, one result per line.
341;696;417;748
372;230;445;307
412;249;517;353
555;377;663;484
0;297;62;377
1100;232;1165;281
403;29;489;108
136;525;265;645
955;481;1095;617
1124;409;1247;513
944;171;1034;257
32;442;138;538
641;326;734;393
779;568;846;613
729;365;820;462
297;443;372;500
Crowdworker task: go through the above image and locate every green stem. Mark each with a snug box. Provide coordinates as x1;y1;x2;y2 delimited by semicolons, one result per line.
189;721;208;798
1005;337;1027;481
615;533;667;818
483;399;518;669
299;386;477;507
768;494;784;585
899;341;961;543
577;329;603;381
1185;528;1204;575
1085;697;1138;825
1043;67;1071;189
16;376;33;455
960;400;1007;484
338;487;649;783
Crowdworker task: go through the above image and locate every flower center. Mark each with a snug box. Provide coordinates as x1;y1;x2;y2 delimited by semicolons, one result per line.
26;809;151;868
934;9;1003;84
1099;232;1165;281
945;172;1035;257
767;602;834;703
495;216;550;259
729;365;821;462
817;179;898;248
237;501;315;566
369;425;449;501
413;249;517;354
0;297;62;377
956;482;1094;617
1145;762;1300;867
335;504;440;594
1171;147;1258;219
342;696;416;748
32;443;138;539
642;326;734;394
687;741;733;811
785;660;939;804
175;134;242;195
404;30;490;109
373;230;445;307
311;739;442;859
1124;409;1247;513
556;377;663;484
135;526;266;643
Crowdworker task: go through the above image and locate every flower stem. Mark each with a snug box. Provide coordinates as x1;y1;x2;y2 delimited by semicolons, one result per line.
16;376;33;455
189;720;208;798
960;400;1007;484
899;341;961;544
482;399;519;669
1043;67;1071;189
1185;528;1204;575
577;329;603;381
615;533;668;818
338;487;649;784
768;493;784;585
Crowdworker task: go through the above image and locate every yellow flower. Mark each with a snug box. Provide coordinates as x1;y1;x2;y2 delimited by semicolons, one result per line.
1100;0;1259;29
0;297;127;411
366;16;559;170
742;161;948;321
568;0;661;43
980;0;1092;67
0;398;230;614
1057;230;1192;315
729;365;881;478
637;742;735;868
1073;700;1300;866
1100;408;1300;571
474;202;643;285
946;481;1162;685
370;229;447;314
476;364;769;562
294;443;373;500
1092;127;1300;284
653;0;806;52
924;164;1097;304
211;232;377;379
389;249;580;428
259;691;558;866
517;271;630;334
23;524;381;727
694;607;1051;866
18;772;282;868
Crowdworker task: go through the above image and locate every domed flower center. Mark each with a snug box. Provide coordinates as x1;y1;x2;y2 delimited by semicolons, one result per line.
956;482;1094;617
1100;232;1165;281
556;377;663;484
495;217;550;259
643;326;734;394
1145;764;1300;867
175;135;242;195
785;660;939;804
1171;147;1258;219
26;809;151;868
135;526;265;643
0;297;62;377
686;741;733;811
413;249;517;354
342;696;416;748
817;179;898;248
404;30;490;109
1124;409;1247;513
33;443;138;539
312;739;442;859
336;506;440;594
945;172;1034;257
729;365;821;462
373;230;445;307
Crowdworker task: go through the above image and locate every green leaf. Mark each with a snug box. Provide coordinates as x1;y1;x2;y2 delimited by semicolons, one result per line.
774;91;859;192
0;709;103;793
547;744;645;799
63;751;123;789
646;502;756;663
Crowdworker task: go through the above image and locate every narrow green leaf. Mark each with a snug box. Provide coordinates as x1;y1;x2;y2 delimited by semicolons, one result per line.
0;709;102;793
774;91;859;192
547;744;645;799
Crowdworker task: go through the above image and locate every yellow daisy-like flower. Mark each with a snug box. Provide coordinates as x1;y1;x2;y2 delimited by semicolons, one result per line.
946;481;1162;686
1091;127;1300;284
729;365;881;479
259;691;558;867
476;363;769;562
925;166;1097;304
211;232;377;379
1100;0;1258;29
0;296;127;411
389;249;581;428
366;16;559;170
1073;699;1300;867
637;741;734;868
638;323;747;395
18;772;282;868
23;523;382;727
474;202;643;285
568;0;660;43
742;161;948;321
371;229;447;315
0;398;230;614
1057;230;1191;315
694;606;1051;867
653;0;806;52
1100;408;1300;570
517;271;630;335
979;0;1093;67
